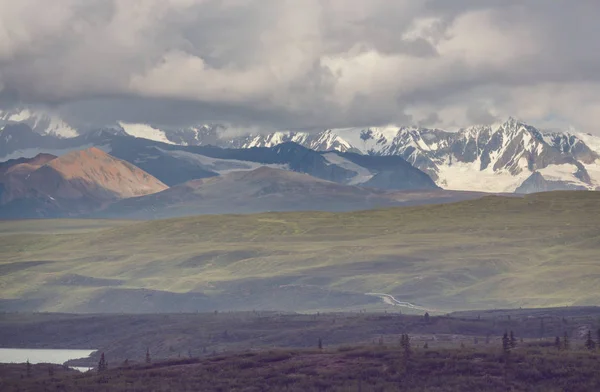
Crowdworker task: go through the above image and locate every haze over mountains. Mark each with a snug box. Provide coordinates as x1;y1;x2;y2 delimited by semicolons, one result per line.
2;108;600;194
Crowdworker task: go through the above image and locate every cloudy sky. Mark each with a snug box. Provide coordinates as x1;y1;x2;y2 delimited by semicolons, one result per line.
1;0;599;133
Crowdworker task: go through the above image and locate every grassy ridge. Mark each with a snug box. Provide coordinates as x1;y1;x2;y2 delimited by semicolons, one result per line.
1;191;600;312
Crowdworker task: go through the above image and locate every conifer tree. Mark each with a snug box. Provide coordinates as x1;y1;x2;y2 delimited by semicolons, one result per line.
597;328;600;351
509;330;517;349
98;352;107;373
585;330;596;351
424;312;430;323
145;348;151;364
401;334;411;357
563;332;569;350
555;336;561;350
26;359;32;378
318;337;323;350
502;332;511;354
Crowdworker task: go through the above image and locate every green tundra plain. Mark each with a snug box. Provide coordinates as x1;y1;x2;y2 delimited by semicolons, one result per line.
1;191;599;313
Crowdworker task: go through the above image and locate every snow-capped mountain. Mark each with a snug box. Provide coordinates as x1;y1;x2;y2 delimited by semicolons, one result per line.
0;123;439;193
185;119;597;193
363;118;600;193
0;108;78;138
3;110;600;193
113;118;600;193
223;119;600;193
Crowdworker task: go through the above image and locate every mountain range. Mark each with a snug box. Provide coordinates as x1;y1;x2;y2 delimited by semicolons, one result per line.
2;108;600;194
169;120;600;193
0;145;483;219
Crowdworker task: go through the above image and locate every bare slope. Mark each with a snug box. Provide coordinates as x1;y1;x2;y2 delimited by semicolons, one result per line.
0;191;599;312
0;147;167;217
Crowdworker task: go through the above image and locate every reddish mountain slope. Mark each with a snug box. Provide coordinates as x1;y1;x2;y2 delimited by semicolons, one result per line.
0;148;168;217
0;153;56;177
36;147;168;199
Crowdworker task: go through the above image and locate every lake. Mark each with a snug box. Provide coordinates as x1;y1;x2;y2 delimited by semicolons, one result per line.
0;348;96;371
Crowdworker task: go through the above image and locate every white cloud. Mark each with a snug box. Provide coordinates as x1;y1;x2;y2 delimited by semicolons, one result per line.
0;0;599;133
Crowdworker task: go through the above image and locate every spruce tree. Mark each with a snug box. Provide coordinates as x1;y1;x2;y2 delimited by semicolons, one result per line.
98;352;107;373
145;348;151;364
502;332;511;354
585;330;596;351
555;336;561;350
563;332;570;350
318;337;323;350
26;359;32;378
402;334;411;357
424;312;430;323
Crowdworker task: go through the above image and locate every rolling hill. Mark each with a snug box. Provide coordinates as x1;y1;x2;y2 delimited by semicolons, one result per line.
1;191;598;313
97;166;480;219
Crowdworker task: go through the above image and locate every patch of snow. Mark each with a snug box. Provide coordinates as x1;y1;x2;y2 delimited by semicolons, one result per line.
537;163;583;183
333;126;400;154
7;109;32;122
436;157;530;193
119;122;175;145
156;148;289;174
577;132;600;155
315;130;352;151
583;161;600;188
322;152;374;185
0;108;79;138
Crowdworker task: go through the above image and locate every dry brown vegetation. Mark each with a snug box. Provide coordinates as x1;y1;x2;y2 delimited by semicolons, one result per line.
2;343;600;391
1;308;599;368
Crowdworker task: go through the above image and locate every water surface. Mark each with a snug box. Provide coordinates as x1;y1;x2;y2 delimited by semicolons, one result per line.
0;348;96;366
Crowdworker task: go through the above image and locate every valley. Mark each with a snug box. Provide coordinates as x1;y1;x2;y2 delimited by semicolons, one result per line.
3;4;600;390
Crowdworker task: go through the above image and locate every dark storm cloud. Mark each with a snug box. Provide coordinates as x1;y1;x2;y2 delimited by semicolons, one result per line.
1;0;600;132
